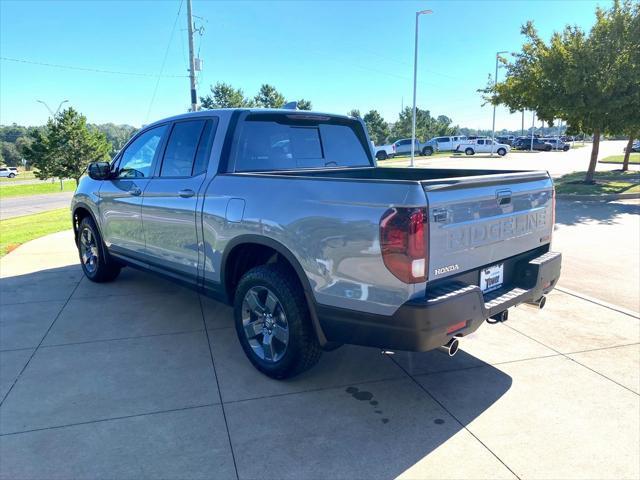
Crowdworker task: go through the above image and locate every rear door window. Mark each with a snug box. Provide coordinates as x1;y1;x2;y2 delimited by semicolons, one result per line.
160;120;206;177
232;115;371;172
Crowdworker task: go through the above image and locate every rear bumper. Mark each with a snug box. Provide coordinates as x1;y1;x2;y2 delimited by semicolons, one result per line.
318;250;561;352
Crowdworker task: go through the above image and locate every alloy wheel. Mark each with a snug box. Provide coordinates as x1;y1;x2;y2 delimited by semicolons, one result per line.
79;227;99;274
241;286;290;362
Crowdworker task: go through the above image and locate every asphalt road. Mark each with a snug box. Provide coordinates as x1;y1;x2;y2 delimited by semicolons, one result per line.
0;192;73;220
554;198;640;313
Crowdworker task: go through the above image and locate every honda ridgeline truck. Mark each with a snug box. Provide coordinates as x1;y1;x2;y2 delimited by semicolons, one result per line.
72;108;561;378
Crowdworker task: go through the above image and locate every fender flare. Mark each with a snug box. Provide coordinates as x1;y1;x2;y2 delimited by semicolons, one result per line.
221;234;328;346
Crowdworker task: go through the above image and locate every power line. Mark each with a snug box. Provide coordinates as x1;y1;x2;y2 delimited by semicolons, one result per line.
145;0;184;122
0;56;188;78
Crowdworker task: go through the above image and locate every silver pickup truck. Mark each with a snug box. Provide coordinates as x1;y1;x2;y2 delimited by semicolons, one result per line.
72;108;561;378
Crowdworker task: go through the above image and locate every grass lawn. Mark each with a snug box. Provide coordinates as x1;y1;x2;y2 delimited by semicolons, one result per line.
555;170;640;195
598;153;640;165
0;179;76;198
0;208;71;257
378;151;453;165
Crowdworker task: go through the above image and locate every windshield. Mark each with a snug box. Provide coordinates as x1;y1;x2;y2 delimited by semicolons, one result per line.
231;113;372;172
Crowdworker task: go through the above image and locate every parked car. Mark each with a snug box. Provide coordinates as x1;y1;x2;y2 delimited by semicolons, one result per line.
624;140;640;153
374;143;395;160
72;108;561;379
0;167;19;178
427;135;468;152
540;138;570;151
514;138;553;151
496;135;515;146
456;138;510;156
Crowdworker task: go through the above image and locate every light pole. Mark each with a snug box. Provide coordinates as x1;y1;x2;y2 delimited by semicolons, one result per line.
36;99;69;118
410;9;433;168
490;51;508;156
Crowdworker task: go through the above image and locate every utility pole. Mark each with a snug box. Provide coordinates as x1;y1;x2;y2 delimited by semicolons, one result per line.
521;110;524;136
186;0;198;112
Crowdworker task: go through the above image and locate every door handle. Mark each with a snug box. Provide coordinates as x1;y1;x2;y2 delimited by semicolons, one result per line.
178;189;195;198
128;186;142;196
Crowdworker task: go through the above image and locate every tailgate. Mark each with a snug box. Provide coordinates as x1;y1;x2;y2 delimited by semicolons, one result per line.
423;171;554;282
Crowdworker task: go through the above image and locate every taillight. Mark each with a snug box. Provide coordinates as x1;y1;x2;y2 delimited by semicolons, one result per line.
379;207;428;283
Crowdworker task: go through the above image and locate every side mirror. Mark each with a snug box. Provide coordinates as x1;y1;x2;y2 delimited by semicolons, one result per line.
88;162;112;180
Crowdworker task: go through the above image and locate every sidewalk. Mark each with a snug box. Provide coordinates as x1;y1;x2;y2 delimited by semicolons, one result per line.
0;231;638;479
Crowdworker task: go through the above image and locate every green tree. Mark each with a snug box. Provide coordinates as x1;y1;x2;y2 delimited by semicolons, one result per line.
347;109;361;118
23;108;111;185
363;110;390;145
253;84;286;108
484;0;639;183
297;99;312;110
92;123;137;156
0;141;21;166
200;82;254;109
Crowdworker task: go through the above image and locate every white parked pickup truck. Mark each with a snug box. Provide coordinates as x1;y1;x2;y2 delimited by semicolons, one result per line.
456;138;511;156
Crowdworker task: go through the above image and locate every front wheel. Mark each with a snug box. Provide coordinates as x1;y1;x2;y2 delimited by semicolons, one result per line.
234;264;322;379
77;216;121;282
376;151;388;161
465;148;474;156
421;147;433;156
497;148;507;156
8;173;15;178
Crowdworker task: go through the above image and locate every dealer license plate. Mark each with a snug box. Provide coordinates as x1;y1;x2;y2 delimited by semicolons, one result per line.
480;263;503;293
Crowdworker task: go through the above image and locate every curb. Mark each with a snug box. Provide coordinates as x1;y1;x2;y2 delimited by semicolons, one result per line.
556;192;640;201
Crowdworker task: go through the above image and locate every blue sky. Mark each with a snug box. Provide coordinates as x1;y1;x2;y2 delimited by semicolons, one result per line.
1;0;611;130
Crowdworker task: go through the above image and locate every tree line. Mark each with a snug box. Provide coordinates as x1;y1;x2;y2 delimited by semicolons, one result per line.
482;0;639;178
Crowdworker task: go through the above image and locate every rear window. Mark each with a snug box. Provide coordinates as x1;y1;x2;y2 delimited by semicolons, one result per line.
231;115;371;172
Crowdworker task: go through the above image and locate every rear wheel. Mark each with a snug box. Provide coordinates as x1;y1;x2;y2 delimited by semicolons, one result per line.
77;216;121;282
234;264;322;379
8;173;15;178
421;147;433;156
497;148;507;156
376;151;388;161
465;148;474;155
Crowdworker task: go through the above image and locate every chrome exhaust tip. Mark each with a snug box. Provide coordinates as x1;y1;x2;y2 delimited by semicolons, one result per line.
438;338;459;357
526;295;547;310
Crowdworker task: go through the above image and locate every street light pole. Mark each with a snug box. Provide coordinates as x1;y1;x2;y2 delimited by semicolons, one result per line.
410;9;433;168
490;51;508;157
36;99;68;118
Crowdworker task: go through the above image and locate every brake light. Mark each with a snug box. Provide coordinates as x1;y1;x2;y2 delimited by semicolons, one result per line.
380;207;428;283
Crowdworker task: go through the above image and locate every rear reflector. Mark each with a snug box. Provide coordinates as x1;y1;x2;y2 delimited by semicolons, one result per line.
446;321;467;335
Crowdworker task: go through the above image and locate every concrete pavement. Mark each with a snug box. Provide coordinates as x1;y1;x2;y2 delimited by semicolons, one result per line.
0;229;638;479
0;191;73;219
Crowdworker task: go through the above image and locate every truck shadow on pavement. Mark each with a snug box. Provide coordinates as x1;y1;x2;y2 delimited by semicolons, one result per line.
555;199;639;226
0;264;514;479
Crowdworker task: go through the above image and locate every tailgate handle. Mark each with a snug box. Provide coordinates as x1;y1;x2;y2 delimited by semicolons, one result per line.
496;189;512;206
432;208;448;222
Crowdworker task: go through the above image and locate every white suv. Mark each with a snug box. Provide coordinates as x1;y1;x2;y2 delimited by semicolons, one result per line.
0;167;19;178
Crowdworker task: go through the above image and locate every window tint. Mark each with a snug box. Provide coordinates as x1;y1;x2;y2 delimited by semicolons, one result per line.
192;119;216;176
232;118;370;172
436;137;448;143
117;125;167;178
160;120;205;177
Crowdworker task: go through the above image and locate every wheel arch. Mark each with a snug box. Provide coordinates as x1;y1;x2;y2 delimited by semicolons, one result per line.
72;203;100;246
220;235;328;345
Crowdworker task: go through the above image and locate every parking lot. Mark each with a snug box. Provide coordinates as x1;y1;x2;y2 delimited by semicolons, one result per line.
1;193;638;479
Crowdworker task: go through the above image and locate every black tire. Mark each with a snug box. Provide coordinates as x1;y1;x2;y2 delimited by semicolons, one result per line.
376;151;388;161
497;148;507;156
8;173;15;178
77;216;121;282
563;145;570;151
465;148;474;156
234;264;322;379
545;145;552;151
421;147;433;156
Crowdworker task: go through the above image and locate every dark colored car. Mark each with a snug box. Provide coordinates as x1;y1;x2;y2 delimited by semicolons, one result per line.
514;138;552;151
